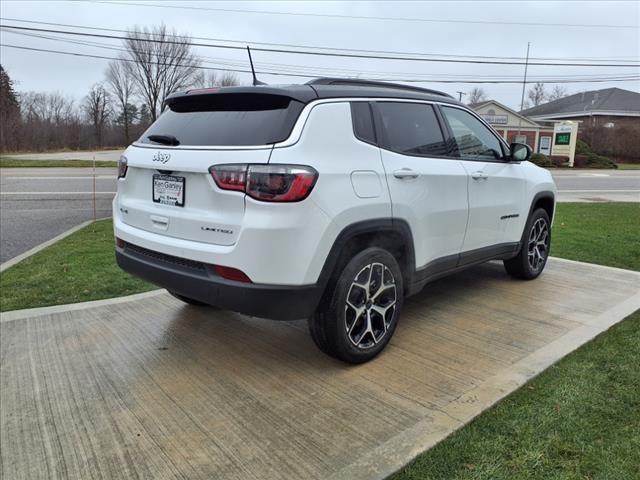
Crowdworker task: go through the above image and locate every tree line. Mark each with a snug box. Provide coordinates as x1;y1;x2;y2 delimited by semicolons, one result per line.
466;83;569;107
0;24;239;153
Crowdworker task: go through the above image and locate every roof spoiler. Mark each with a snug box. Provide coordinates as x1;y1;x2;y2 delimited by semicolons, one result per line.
308;78;454;99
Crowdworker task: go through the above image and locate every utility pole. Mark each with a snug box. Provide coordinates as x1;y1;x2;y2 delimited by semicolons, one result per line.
457;91;466;102
518;42;531;136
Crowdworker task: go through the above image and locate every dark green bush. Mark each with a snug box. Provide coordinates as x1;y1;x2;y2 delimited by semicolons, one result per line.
575;139;592;155
585;152;618;169
530;153;554;167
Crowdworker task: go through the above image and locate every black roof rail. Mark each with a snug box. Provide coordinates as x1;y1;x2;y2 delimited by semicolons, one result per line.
307;77;454;99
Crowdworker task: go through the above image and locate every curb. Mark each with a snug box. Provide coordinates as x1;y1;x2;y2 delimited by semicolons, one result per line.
0;289;165;323
0;217;110;273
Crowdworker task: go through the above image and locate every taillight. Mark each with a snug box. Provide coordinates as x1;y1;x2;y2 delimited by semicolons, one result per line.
117;155;128;178
209;164;246;192
209;164;318;202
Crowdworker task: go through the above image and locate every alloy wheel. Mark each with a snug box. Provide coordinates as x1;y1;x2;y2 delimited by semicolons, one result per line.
344;262;397;349
528;217;549;272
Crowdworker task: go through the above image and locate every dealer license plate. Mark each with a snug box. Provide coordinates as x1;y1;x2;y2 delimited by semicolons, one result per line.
153;174;185;207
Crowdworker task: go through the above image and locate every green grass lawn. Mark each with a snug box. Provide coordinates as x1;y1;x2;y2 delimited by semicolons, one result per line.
393;203;640;480
0;219;154;312
551;203;639;271
0;158;118;168
617;163;640;170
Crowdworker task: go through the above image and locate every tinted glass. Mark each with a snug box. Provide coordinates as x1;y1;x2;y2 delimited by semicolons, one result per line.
376;102;447;156
138;93;304;146
441;106;504;160
351;102;376;144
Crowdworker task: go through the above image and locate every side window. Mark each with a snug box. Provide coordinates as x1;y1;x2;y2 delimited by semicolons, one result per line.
441;106;505;160
351;102;376;145
376;102;448;156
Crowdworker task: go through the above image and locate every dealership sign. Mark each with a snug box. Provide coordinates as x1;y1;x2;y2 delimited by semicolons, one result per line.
551;121;579;166
481;114;508;125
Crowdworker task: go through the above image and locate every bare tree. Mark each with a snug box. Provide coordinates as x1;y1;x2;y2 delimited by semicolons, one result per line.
547;85;569;102
218;72;239;86
106;59;136;144
121;24;201;120
467;87;488;105
527;82;547;107
191;70;240;88
83;83;112;147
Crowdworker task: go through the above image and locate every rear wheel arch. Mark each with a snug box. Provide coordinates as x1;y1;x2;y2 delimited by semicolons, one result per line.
316;219;415;306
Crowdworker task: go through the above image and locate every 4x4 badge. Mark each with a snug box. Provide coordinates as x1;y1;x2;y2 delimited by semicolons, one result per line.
152;152;171;164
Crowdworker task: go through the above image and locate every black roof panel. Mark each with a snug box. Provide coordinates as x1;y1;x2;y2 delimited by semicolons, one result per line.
165;78;463;108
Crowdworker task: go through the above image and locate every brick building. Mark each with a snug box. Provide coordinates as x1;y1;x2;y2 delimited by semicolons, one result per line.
471;100;554;154
521;87;640;161
520;87;640;128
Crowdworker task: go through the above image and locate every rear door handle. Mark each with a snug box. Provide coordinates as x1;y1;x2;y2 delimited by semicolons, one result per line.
471;171;488;180
393;168;420;179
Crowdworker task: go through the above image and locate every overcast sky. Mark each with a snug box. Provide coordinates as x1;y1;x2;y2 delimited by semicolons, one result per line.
1;0;639;110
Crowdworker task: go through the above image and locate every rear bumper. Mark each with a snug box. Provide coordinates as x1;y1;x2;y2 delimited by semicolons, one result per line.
115;244;324;320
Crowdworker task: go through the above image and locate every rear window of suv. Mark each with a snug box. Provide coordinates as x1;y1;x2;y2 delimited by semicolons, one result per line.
138;93;305;147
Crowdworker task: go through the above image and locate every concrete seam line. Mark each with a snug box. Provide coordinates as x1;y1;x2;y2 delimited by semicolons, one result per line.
0;289;166;323
548;256;640;276
0;217;111;273
328;294;640;480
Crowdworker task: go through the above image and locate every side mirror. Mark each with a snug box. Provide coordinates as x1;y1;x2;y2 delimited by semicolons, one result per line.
510;143;532;162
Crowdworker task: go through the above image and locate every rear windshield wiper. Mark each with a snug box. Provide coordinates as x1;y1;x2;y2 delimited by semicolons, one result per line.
147;134;180;146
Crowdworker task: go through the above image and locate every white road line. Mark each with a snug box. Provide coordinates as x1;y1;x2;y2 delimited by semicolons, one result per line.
0;191;117;195
1;176;115;180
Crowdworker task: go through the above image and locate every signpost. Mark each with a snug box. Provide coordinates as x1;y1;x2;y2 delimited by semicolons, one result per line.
551;121;579;166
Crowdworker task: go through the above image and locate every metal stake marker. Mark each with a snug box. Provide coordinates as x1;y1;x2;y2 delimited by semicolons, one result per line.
92;154;97;226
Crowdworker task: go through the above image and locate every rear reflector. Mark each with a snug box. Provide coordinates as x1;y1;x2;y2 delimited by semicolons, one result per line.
115;237;125;248
212;265;252;283
209;164;318;202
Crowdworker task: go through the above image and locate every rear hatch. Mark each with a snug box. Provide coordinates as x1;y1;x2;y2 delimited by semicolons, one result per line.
117;89;311;246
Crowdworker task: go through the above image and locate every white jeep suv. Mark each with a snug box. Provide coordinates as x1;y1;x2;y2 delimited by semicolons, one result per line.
114;78;556;363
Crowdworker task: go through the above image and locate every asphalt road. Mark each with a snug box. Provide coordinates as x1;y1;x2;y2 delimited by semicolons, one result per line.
0;167;637;264
0;168;117;263
551;169;640;202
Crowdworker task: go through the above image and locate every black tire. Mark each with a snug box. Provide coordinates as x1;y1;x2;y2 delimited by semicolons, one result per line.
308;247;404;364
168;290;210;306
504;208;551;280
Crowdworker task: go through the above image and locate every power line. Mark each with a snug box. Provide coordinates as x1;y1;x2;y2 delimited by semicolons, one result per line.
91;1;640;30
2;24;638;68
5;28;637;82
3;17;639;63
3;43;639;84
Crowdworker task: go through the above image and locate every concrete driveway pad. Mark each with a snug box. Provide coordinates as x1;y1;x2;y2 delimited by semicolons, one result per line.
1;258;639;480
